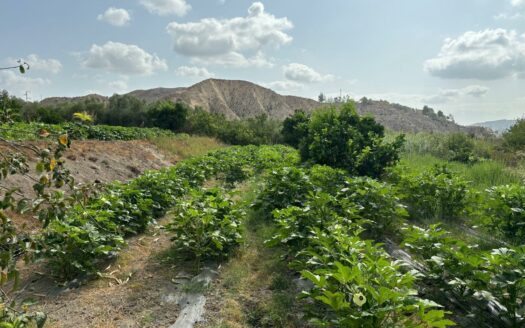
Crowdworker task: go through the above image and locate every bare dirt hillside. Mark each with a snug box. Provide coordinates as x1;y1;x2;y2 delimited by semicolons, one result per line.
0;140;173;199
356;100;490;136
128;79;320;120
40;78;490;135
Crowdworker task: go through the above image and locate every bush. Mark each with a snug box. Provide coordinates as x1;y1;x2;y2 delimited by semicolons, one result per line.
282;110;309;148
146;101;188;132
299;102;404;177
167;188;243;262
337;177;407;237
444;133;476;163
396;165;469;220
253;166;314;216
483;184;525;244
503;119;525;151
402;224;525;326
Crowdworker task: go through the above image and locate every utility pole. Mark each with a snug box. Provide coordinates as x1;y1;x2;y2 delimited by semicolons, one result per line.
24;91;30;101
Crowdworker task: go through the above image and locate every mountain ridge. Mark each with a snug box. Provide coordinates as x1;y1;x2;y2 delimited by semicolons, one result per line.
40;78;489;136
472;119;517;134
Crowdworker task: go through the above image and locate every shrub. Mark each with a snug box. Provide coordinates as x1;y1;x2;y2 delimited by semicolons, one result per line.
397;165;469;220
402;224;525;326
444;133;476;163
483;184;525;244
167;188;243;263
337;177;408;237
146;101;188;132
253;166;314;216
503;119;525;151
282;110;309;148
299;102;404;178
300;225;452;328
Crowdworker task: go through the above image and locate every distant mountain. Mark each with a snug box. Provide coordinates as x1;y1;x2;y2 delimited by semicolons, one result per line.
472;119;517;134
127;79;319;120
40;78;490;136
355;100;489;136
40;93;108;107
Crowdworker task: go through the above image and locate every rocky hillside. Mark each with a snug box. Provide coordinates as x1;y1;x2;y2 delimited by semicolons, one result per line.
40;93;108;107
128;79;319;120
356;100;489;135
40;78;489;135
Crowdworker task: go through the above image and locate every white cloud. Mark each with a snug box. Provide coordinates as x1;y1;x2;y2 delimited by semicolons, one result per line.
166;2;292;67
7;54;62;74
422;85;489;104
0;71;51;98
80;41;168;75
175;66;214;78
140;0;190;16
283;63;334;83
511;0;525;7
424;29;525;80
262;80;304;92
97;7;131;27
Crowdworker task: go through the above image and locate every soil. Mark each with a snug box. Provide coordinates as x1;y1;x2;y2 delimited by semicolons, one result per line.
13;218;195;328
0;139;175;231
0;139;174;197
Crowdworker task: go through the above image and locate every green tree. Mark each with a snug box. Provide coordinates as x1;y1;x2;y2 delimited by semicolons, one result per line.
444;132;475;163
300;102;404;177
503;119;525;151
147;100;188;131
0;90;23;123
318;92;326;103
105;94;146;126
282;110;310;148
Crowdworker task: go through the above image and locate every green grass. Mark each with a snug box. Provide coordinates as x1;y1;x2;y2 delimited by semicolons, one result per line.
151;134;224;160
398;153;523;190
202;180;306;328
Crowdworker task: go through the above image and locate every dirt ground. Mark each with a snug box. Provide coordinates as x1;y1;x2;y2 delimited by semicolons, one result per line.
1;140;175;231
0;139;175;196
0;138;220;327
13;217;194;328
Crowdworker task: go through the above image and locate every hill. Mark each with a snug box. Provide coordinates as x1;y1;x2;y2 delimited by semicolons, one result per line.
127;79;320;120
356;100;489;135
40;78;489;135
472;119;516;134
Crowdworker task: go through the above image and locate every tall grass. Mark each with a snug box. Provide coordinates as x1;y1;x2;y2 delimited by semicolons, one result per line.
398;153;523;190
151;134;224;160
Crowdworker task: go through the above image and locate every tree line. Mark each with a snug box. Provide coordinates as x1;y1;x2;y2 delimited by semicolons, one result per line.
1;91;283;145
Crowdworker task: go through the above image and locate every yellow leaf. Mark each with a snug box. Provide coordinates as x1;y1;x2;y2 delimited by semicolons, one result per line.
58;134;68;146
73;111;93;123
49;159;57;171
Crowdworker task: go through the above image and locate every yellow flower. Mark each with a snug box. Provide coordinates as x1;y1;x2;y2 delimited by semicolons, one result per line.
58;134;68;146
353;292;366;307
49;159;57;171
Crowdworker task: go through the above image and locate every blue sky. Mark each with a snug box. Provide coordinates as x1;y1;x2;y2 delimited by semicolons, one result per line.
1;0;525;124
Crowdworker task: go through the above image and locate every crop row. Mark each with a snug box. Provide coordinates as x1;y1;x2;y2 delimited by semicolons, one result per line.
0;122;176;141
37;145;299;279
254;163;525;327
253;165;454;327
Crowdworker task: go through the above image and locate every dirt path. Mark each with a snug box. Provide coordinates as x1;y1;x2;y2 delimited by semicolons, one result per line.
195;215;308;328
15;217;199;328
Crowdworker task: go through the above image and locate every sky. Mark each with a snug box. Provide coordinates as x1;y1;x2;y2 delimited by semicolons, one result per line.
1;0;525;124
